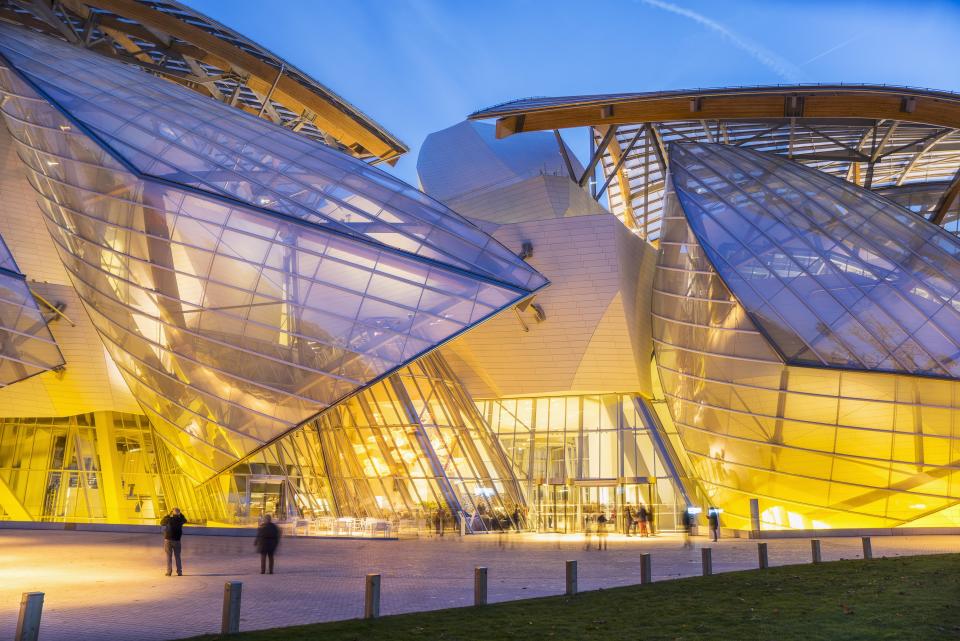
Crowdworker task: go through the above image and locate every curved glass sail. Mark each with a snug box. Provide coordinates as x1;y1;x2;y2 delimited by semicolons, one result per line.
0;24;546;483
670;141;960;379
0;23;544;293
653;169;960;530
0;235;64;386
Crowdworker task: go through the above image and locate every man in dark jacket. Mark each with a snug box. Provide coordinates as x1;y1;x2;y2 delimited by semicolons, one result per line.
160;507;188;576
708;507;721;542
255;514;280;574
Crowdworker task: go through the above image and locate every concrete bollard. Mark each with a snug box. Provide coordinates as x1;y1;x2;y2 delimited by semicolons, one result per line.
15;592;43;641
757;542;769;569
474;567;488;606
220;581;242;635
701;547;713;576
811;539;822;564
460;516;466;537
640;553;652;584
862;536;873;560
364;574;381;619
749;498;761;537
565;560;577;596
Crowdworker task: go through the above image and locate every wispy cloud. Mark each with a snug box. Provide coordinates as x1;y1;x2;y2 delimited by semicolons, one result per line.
800;33;863;67
640;0;802;83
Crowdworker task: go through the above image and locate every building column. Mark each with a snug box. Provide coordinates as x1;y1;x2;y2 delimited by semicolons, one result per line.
93;411;122;523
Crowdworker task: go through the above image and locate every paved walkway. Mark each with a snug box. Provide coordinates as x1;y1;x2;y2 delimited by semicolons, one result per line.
1;530;958;641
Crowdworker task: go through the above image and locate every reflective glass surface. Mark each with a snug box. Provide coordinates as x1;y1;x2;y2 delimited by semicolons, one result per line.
0;24;545;293
0;235;64;386
0;26;545;484
195;353;524;533
480;393;687;533
0;412;174;523
653;175;960;529
670;141;960;379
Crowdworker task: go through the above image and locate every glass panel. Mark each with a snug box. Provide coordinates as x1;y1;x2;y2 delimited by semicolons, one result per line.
670;141;960;379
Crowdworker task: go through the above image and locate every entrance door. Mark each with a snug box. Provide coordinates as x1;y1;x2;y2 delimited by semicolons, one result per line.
533;484;576;532
247;476;285;520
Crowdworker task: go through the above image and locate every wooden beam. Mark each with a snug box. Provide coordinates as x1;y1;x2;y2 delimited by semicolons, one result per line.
646;123;668;174
81;0;400;159
598;128;642;198
487;89;960;136
495;115;524;139
14;0;81;43
579;125;617;188
553;129;576;180
893;129;955;187
931;168;960;225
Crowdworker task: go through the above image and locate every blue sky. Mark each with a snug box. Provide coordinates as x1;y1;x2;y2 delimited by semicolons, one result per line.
190;0;960;185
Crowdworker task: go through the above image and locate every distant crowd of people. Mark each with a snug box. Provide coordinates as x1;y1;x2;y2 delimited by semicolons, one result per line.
431;505;527;535
159;502;725;573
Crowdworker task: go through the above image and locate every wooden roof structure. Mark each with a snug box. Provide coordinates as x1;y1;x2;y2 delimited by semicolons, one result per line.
471;86;960;241
0;0;407;162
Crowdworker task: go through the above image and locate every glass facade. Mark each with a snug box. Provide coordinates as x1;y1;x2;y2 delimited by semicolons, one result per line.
0;25;545;487
0;234;64;386
670;141;960;379
480;394;687;533
0;412;175;523
195;353;524;533
654;143;960;529
7;15;958;535
0;24;543;292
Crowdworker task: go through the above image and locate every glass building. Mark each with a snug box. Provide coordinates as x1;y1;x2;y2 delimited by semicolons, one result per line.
3;2;960;534
470;86;960;531
653;141;960;529
0;5;543;529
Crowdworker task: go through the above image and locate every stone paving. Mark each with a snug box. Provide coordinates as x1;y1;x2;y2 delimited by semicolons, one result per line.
1;529;959;641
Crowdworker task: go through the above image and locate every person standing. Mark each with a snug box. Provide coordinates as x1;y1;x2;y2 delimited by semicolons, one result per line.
160;507;187;576
596;512;609;550
638;504;649;537
708;507;721;543
255;514;280;574
624;505;635;537
434;507;445;537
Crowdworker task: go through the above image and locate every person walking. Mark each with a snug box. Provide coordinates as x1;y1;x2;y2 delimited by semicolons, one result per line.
434;507;445;537
583;514;596;550
596;512;609;550
255;514;280;574
160;507;187;576
646;503;656;536
681;508;693;549
708;507;721;543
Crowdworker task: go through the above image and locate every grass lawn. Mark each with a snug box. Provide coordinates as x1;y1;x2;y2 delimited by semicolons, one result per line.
182;553;960;641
